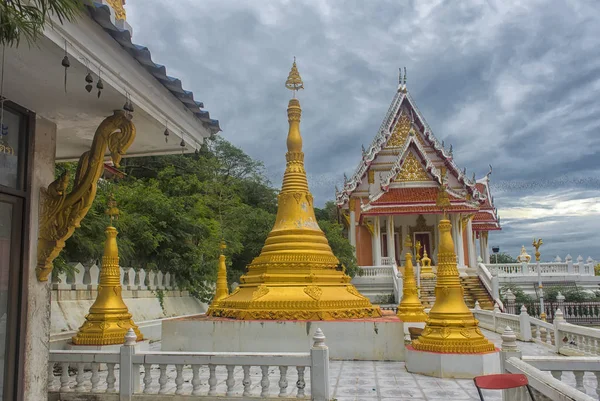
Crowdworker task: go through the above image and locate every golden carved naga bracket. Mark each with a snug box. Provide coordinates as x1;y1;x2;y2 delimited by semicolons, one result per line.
105;0;127;20
36;110;136;281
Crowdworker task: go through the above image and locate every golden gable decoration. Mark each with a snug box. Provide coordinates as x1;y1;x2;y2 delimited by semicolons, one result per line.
395;152;430;182
387;113;426;148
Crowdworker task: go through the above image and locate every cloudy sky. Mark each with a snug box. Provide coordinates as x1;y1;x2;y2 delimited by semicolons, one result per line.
127;0;600;260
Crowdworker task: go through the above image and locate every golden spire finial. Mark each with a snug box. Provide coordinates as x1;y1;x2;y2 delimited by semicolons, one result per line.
285;57;304;96
220;239;227;254
396;250;427;322
208;239;229;308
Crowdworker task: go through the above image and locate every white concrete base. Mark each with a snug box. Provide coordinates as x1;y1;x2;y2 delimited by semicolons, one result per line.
162;314;405;361
405;345;501;378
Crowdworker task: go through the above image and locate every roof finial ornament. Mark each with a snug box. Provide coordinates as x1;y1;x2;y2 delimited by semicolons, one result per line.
361;144;367;157
449;144;453;157
343;173;348;183
486;164;493;179
404;67;407;85
285;56;304;98
472;172;476;183
398;67;402;85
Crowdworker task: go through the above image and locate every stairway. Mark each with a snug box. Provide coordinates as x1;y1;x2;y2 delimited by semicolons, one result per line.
420;278;437;309
460;276;495;310
418;276;495;310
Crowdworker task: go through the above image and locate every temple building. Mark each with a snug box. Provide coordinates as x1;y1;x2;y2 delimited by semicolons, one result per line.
0;2;218;399
335;75;500;275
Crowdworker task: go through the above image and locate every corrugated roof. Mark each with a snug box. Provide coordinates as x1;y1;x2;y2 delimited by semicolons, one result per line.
87;2;220;133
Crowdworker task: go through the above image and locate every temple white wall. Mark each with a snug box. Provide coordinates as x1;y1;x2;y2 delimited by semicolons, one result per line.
23;117;56;401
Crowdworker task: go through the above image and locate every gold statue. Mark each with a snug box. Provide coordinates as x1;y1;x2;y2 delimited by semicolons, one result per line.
415;241;422;264
532;238;543;262
412;182;494;353
72;195;142;345
207;60;380;320
516;245;531;263
37;110;135;281
396;236;427;322
208;240;229;309
420;248;435;279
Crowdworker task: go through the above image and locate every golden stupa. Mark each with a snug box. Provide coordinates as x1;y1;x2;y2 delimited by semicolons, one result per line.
207;60;381;320
411;171;495;353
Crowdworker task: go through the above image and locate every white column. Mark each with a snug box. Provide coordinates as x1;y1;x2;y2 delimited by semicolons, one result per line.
479;234;485;264
373;216;382;266
349;199;356;254
456;214;466;267
387;216;395;265
451;214;459;258
467;217;477;268
483;232;490;264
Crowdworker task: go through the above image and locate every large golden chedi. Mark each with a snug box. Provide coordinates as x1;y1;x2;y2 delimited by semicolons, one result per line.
207;61;381;320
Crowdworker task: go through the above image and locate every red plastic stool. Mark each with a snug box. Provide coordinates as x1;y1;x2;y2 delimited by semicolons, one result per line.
473;374;536;400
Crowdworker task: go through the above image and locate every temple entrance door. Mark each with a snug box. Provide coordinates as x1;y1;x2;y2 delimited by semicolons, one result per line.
414;232;431;261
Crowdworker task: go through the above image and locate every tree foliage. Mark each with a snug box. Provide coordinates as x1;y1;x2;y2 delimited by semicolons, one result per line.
0;0;84;46
491;252;517;263
56;137;358;302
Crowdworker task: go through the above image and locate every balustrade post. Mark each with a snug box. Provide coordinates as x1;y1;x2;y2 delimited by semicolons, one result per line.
521;261;529;275
519;305;532;341
89;264;100;289
493;303;500;332
138;269;147;291
310;328;330;401
566;254;573;274
119;329;139;401
500;326;522;371
556;292;565;318
505;289;516;315
491;270;499;301
553;309;565;354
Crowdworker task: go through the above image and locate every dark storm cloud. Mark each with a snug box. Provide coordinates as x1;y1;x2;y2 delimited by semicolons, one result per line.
126;0;600;259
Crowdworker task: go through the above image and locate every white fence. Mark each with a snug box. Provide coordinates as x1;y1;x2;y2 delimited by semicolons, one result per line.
499;326;599;400
51;262;177;291
48;329;331;400
488;255;596;277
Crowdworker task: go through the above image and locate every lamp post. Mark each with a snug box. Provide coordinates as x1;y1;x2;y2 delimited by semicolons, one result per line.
533;238;544;320
492;246;500;264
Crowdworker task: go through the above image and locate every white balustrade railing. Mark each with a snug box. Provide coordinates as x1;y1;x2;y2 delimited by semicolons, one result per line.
529;316;555;348
391;262;402;304
556;319;600;357
486;254;596;277
504;357;597;401
476;263;503;311
380;256;394;266
359;266;394;277
49;329;331;400
522;356;600;399
51;263;177;291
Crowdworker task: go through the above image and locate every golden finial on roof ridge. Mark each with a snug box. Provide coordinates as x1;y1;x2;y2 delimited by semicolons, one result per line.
436;166;451;214
285;57;304;95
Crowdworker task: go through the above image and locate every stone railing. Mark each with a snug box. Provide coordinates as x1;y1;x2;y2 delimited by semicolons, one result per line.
48;328;331;400
476;262;503;310
359;266;394;277
487;255;596;277
51;262;177;291
380;256;394;266
475;304;600;356
392;262;402;304
499;327;598;400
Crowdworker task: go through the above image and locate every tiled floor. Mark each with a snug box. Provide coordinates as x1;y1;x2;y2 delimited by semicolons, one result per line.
51;329;600;400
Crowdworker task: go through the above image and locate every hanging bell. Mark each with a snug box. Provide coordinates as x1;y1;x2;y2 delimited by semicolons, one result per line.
180;138;185;147
85;84;93;93
85;72;93;83
164;128;169;143
61;55;70;68
123;100;134;113
96;78;104;98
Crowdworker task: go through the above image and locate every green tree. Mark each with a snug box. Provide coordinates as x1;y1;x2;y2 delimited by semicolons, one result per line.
491;252;517;263
0;0;84;46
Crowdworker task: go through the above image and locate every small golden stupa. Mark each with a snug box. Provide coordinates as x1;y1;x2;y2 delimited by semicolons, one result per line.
396;236;427;322
412;171;494;353
207;60;381;320
72;195;142;345
208;240;229;309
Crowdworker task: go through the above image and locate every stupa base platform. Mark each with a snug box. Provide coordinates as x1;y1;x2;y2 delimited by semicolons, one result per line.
162;310;404;361
405;345;500;378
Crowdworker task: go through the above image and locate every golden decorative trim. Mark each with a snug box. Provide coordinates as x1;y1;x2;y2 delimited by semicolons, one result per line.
368;169;375;184
37;111;135;281
395;152;430;182
349;197;356;211
105;0;126;20
364;221;374;236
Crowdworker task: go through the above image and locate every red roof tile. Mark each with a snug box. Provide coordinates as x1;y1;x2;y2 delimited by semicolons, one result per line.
371;187;462;205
